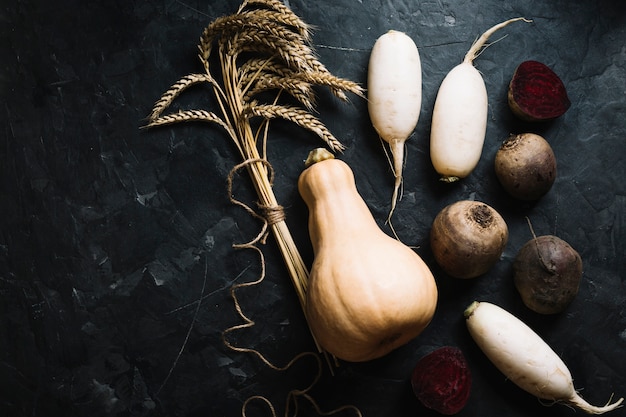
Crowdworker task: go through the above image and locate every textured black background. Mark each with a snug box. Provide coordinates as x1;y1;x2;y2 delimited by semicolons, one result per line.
2;1;625;416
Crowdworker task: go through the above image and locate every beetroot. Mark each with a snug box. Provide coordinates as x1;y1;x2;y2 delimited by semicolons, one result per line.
513;234;583;314
508;60;571;122
494;133;557;200
410;346;471;415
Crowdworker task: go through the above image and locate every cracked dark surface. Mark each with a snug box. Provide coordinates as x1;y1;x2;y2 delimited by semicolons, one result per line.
1;1;625;416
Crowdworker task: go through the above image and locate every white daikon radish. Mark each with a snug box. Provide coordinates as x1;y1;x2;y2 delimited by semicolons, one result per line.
465;301;624;414
368;30;422;222
430;18;530;182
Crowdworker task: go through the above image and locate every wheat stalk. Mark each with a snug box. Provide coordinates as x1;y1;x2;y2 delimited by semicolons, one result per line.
145;0;363;369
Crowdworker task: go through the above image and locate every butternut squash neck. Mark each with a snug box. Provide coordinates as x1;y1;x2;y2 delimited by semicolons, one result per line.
298;159;378;254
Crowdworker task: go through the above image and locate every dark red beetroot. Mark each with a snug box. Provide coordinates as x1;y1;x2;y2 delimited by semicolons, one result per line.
410;346;471;415
508;60;571;122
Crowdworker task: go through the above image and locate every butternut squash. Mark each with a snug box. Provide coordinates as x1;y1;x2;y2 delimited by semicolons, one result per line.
298;149;438;362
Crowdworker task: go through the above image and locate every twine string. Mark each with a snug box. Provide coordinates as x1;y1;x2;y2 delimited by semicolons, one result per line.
224;157;361;417
259;202;286;225
227;158;286;246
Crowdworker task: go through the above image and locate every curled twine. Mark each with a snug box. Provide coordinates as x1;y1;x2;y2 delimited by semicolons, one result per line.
227;158;286;246
224;158;362;417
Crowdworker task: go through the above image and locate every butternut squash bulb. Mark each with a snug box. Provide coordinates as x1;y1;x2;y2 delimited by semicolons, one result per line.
298;149;438;362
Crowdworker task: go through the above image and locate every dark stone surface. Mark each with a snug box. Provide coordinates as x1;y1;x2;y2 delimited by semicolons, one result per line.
2;1;625;416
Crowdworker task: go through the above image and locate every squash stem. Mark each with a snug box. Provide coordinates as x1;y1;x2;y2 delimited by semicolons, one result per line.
305;148;335;167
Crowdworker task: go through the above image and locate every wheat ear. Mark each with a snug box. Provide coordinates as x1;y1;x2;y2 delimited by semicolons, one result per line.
244;104;345;152
238;0;312;38
147;74;214;121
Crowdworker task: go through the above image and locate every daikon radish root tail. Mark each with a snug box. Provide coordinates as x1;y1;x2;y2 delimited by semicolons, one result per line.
388;139;405;223
567;393;624;415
